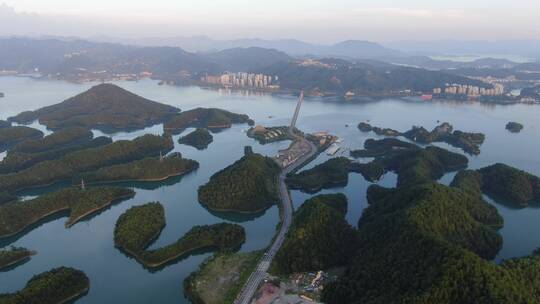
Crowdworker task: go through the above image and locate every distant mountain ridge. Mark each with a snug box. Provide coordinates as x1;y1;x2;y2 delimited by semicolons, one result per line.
95;36;403;60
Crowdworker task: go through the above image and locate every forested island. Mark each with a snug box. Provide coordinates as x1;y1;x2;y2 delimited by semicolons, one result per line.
77;154;199;184
349;138;469;186
114;202;165;256
271;194;358;274
0;247;36;270
274;139;540;303
11;127;93;154
358;122;485;155
178;128;214;150
0;186;134;238
506;122;524;133
288;140;467;193
163;108;254;135
452;163;540;207
8;83;180;132
0;134;112;174
0;134;173;193
198;151;281;213
0;126;43;151
0;267;90;304
319;179;540;303
114;202;245;269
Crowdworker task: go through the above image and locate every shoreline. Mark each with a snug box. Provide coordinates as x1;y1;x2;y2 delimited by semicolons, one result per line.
83;167;197;186
0;207;69;239
199;201;276;215
1;75;537;106
0;250;36;271
65;193;135;228
58;285;90;304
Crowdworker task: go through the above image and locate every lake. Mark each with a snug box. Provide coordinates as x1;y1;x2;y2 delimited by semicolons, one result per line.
1;76;540;303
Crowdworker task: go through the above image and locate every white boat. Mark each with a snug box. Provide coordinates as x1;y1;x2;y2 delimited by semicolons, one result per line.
326;143;341;155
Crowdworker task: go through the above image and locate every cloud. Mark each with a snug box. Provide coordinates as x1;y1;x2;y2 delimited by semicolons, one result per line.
351;7;474;19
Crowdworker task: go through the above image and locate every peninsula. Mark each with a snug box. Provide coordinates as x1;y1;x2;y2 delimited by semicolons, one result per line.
114;202;245;269
271;194;358;274
77;154;199;185
0;186;134;238
0;126;44;151
0;134;173;193
0;135;112;174
452;163;540;207
0;247;36;271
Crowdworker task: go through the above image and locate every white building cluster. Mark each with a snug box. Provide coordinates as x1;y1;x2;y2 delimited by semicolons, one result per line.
433;83;504;97
201;72;279;89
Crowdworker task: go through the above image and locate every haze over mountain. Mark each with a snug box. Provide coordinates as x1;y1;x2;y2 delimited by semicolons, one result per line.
1;1;540;60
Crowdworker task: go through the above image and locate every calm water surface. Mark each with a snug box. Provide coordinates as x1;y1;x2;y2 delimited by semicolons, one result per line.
1;76;540;302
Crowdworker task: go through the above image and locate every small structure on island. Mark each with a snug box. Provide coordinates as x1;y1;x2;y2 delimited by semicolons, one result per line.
252;125;268;135
159;150;164;162
80;179;86;191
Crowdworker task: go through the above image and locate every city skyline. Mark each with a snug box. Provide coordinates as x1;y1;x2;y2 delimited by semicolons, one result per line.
1;1;539;43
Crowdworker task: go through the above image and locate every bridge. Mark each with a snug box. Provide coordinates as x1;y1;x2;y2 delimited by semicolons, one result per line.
290;90;304;130
234;91;315;304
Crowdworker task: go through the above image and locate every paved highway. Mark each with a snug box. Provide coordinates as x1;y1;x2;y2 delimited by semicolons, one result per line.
234;134;317;304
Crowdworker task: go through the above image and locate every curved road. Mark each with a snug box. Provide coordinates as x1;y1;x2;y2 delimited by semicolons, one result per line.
234;135;317;304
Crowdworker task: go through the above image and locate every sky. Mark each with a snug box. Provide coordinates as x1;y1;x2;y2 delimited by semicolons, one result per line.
1;0;539;43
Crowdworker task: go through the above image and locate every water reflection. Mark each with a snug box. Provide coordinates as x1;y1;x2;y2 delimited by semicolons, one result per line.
1;76;540;303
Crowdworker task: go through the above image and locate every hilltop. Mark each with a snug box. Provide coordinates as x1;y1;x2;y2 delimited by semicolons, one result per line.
8;83;179;132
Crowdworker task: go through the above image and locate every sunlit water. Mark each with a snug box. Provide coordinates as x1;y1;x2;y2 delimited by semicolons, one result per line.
1;76;540;302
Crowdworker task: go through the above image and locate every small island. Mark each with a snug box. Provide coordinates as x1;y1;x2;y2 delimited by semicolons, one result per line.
0;246;36;270
506;122;524;133
0;267;90;304
8;83;180;132
164;107;254;135
357;122;485;155
114;202;246;269
0;134;173;193
247;125;291;144
198;151;281;213
0;92;4;98
0;126;44;151
178;128;214;150
77;154;199;185
114;202;166;256
0;186;135;238
271;194;359;275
